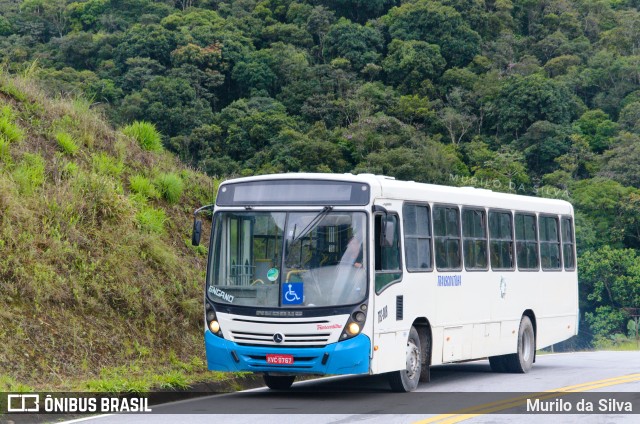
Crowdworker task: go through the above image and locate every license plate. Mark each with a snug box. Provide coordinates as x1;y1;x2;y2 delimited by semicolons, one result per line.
266;354;294;365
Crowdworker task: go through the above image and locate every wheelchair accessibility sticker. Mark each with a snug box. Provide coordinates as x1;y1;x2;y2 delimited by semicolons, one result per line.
282;283;303;305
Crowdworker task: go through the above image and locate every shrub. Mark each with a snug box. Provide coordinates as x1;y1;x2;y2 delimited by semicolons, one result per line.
129;175;159;199
122;121;163;152
0;136;10;164
155;173;183;204
92;152;123;177
61;161;78;179
13;153;45;194
136;206;166;234
0;106;24;143
56;132;79;156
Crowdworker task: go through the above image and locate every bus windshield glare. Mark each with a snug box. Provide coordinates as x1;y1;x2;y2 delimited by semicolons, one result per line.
208;211;367;308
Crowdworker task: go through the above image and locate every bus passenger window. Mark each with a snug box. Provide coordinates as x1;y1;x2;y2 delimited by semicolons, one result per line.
375;214;402;292
540;216;561;270
462;208;488;270
403;204;432;272
489;211;514;270
561;217;575;270
515;213;539;270
433;205;461;270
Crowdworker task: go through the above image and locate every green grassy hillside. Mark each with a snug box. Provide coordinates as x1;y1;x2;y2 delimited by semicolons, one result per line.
0;72;225;391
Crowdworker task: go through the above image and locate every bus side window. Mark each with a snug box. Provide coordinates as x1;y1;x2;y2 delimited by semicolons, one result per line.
515;213;539;270
462;208;488;270
403;203;432;272
489;211;514;270
540;216;561;270
375;214;402;293
433;205;462;270
561;216;576;270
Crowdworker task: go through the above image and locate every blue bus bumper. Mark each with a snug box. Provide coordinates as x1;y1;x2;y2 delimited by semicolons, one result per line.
205;330;371;375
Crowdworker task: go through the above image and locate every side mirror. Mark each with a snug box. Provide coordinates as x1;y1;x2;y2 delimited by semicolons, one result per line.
192;219;203;247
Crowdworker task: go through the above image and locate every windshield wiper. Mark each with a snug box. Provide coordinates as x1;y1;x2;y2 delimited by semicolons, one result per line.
292;206;333;242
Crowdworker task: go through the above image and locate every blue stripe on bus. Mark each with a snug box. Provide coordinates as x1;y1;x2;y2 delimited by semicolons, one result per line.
204;330;371;375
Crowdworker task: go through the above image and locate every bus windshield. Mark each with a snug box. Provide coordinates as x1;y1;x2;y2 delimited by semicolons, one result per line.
208;211;367;308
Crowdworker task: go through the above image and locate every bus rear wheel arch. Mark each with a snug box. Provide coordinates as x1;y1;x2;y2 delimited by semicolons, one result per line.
489;315;535;373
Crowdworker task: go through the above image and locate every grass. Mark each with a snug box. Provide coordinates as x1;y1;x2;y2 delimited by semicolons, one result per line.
155;172;184;204
136;205;166;234
56;131;79;155
13;152;45;194
92;152;124;177
0;105;24;142
129;174;159;199
0;73;222;392
122;121;163;152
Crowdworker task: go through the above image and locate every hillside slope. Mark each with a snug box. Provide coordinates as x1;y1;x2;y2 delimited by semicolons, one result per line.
0;73;220;391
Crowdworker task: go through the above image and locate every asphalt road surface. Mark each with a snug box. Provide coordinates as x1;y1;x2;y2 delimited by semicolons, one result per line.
28;351;640;423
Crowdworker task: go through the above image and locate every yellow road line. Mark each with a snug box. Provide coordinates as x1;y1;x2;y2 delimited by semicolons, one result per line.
414;373;640;424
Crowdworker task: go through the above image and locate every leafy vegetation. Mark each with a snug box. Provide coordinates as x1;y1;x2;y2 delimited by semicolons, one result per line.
0;73;218;390
0;0;639;389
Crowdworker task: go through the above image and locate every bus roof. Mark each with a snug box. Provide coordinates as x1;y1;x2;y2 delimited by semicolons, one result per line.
219;173;573;215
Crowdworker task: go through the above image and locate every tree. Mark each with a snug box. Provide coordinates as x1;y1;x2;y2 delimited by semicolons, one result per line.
573;109;618;153
489;73;580;138
580;246;640;345
118;76;214;138
518;121;571;176
385;0;481;67
600;133;640;189
570;178;637;248
383;39;446;93
618;102;640;133
323;18;383;71
114;24;176;68
354;142;468;184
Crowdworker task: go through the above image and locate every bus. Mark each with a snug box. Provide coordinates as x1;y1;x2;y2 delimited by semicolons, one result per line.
192;173;578;392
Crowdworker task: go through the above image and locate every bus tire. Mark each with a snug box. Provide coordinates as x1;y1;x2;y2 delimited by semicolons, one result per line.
504;316;535;373
263;374;295;390
489;355;507;372
388;327;421;392
419;328;431;382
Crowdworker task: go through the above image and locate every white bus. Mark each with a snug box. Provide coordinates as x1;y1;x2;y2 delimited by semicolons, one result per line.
192;173;578;392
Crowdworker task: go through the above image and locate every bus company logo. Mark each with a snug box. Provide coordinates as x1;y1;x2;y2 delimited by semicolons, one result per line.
316;324;341;330
7;394;40;412
273;333;285;343
208;286;234;303
437;275;462;287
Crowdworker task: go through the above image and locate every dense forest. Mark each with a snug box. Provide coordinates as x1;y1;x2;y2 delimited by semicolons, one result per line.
1;0;639;350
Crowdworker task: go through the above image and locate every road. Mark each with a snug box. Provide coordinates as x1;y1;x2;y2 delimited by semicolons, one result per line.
28;351;640;423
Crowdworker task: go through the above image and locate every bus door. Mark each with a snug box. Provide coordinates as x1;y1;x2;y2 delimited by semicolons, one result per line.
371;207;406;373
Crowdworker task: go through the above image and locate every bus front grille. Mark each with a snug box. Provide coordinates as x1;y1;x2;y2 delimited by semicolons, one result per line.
229;330;331;346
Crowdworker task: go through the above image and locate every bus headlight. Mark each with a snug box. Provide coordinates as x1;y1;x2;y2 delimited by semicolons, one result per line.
347;322;360;335
209;320;220;333
340;303;368;340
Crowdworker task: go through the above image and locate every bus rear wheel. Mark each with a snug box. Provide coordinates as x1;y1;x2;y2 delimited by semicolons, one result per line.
491;316;535;374
388;327;421;392
263;374;295;390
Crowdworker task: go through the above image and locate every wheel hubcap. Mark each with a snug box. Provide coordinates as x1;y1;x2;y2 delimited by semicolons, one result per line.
406;339;420;379
521;328;533;362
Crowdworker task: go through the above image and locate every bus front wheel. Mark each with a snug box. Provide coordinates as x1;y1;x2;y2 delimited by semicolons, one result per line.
388;327;421;392
263;374;295;390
